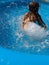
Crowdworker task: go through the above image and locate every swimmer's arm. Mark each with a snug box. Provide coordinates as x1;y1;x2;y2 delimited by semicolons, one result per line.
37;14;47;28
22;18;29;28
22;13;29;27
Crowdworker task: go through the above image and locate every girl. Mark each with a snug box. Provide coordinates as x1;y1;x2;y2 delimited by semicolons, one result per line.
23;2;47;30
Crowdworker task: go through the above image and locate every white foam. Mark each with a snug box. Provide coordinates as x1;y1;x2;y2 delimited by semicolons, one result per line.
23;22;47;40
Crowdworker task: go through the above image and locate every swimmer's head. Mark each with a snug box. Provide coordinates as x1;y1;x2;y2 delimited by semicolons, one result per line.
29;2;39;13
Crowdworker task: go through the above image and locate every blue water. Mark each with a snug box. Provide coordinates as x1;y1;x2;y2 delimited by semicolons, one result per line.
0;1;49;65
0;46;49;65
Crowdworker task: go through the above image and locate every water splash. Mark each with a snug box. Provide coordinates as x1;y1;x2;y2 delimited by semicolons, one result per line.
18;15;49;41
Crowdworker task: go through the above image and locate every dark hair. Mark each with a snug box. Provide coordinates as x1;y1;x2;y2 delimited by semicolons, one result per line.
29;2;39;13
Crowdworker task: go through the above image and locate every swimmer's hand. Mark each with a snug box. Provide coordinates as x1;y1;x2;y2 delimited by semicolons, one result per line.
44;25;47;29
22;22;26;28
22;22;24;28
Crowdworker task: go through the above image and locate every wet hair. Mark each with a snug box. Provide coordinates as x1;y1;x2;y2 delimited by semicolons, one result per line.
29;2;39;13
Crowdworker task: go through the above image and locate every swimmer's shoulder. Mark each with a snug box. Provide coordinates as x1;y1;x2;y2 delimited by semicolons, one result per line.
24;12;30;21
25;12;29;16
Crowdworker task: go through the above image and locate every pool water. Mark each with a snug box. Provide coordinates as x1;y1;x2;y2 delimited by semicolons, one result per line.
0;1;49;55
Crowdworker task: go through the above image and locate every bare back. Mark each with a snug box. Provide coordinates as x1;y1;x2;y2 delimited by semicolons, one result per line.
24;12;37;22
23;12;37;29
